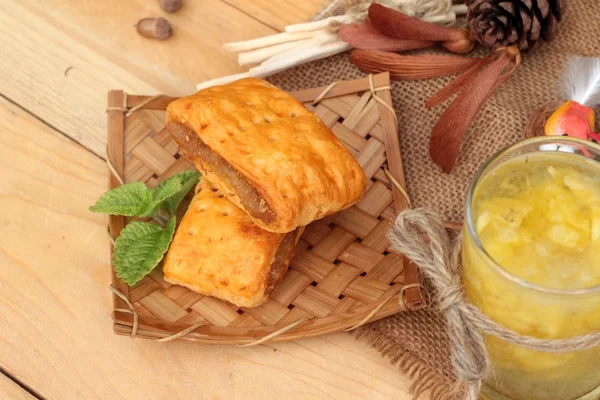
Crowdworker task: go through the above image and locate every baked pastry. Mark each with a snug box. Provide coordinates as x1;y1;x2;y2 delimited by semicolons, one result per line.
163;177;298;308
166;78;367;233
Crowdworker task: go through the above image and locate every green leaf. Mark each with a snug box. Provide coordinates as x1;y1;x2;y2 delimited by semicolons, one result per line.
89;182;151;216
161;170;201;215
139;178;182;217
113;216;176;286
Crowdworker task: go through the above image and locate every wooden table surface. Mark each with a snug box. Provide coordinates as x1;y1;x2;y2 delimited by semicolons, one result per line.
0;1;413;399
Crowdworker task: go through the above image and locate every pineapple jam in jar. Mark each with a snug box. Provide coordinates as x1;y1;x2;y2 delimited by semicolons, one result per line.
463;137;600;400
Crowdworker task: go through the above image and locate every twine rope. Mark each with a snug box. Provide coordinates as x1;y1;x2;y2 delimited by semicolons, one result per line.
156;323;206;343
368;73;397;124
105;92;128;113
109;278;416;344
384;167;412;208
125;95;163;117
104;93;165;185
387;208;600;400
105;148;122;247
311;75;397;125
105;146;124;185
313;0;458;29
241;281;421;345
312;81;339;105
344;283;424;331
105;93;163;117
111;285;207;342
238;317;313;347
110;285;139;339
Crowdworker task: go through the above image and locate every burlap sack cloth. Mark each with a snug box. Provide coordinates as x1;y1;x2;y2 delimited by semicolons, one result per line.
268;2;600;399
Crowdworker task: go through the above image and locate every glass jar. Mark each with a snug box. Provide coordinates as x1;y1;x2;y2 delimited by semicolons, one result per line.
462;136;600;400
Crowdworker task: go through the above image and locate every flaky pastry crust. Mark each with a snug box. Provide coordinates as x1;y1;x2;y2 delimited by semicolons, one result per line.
163;177;296;308
166;78;367;233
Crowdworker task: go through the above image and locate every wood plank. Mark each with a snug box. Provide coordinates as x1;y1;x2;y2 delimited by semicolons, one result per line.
0;0;278;157
0;373;36;400
222;0;322;31
0;96;410;400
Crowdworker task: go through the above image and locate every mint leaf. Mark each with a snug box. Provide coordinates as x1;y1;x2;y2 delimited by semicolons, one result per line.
139;178;182;217
113;216;176;286
90;171;200;218
96;171;200;285
89;182;151;216
161;170;201;215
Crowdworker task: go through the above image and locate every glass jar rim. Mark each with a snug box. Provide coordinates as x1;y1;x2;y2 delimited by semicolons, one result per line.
465;136;600;296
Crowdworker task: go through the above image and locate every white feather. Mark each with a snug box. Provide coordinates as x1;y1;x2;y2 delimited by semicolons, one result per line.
563;57;600;107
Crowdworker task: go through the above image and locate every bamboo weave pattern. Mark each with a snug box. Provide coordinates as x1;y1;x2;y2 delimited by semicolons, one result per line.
106;73;421;343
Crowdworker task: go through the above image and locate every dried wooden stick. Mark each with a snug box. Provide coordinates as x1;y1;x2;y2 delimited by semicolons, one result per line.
313;31;339;45
260;33;340;65
262;39;321;65
197;41;351;90
224;30;321;52
199;2;470;91
238;39;313;66
250;41;351;75
196;71;252;91
421;11;456;24
450;4;469;15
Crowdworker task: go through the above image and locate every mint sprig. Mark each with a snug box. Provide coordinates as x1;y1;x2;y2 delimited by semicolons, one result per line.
89;182;152;216
113;216;176;285
160;170;201;215
90;170;201;285
140;177;182;218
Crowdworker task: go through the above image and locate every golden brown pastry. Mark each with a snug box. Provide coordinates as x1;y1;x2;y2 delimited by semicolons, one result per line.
166;78;367;233
163;177;298;308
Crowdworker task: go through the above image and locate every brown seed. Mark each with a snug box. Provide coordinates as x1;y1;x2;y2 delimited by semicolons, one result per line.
159;0;182;13
136;17;172;40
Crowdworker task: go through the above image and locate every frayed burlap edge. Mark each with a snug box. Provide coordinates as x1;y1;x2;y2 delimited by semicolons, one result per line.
354;326;465;400
353;319;465;400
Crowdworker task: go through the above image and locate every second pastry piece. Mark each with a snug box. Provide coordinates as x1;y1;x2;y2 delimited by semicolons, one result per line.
166;78;367;233
163;177;299;308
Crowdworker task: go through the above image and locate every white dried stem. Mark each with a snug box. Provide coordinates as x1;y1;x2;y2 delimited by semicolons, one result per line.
450;4;469;15
421;12;456;24
313;31;339;45
196;42;351;91
196;71;252;91
223;30;319;52
250;41;351;76
261;40;319;65
391;0;420;6
238;39;313;66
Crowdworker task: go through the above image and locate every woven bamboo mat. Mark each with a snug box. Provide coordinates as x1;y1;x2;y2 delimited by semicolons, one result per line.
105;72;423;344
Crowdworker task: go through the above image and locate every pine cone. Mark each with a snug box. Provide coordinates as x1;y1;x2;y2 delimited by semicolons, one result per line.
468;0;564;52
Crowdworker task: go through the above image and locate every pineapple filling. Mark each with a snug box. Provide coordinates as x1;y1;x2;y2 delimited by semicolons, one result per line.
473;152;600;290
